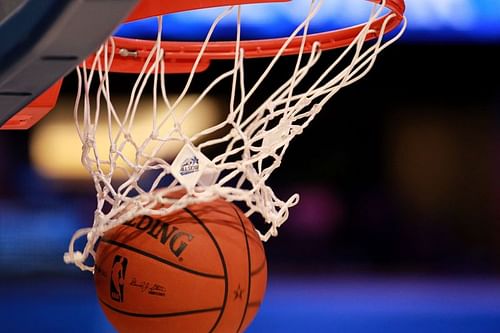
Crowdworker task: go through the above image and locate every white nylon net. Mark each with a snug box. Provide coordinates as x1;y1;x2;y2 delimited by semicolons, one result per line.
64;0;406;271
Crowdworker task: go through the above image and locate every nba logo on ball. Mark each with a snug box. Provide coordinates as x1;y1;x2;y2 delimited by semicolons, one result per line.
110;255;128;302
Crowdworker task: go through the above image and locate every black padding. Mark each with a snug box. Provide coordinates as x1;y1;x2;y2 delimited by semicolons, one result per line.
0;0;139;126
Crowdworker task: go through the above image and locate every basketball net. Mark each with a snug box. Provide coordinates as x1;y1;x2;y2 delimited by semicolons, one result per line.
64;0;406;271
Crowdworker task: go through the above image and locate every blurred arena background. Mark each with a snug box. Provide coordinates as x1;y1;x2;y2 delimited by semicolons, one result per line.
1;1;500;332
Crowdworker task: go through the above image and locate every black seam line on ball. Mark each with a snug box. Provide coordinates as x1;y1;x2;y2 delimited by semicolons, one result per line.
183;207;229;333
234;206;252;333
99;298;222;318
100;237;224;279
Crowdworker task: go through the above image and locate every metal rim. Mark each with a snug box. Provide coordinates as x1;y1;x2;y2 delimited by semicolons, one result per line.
87;0;406;73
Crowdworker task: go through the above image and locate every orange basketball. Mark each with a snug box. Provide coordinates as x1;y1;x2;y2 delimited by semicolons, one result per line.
94;198;267;333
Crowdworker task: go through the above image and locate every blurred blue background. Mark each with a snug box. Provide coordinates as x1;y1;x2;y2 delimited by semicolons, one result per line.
2;0;500;332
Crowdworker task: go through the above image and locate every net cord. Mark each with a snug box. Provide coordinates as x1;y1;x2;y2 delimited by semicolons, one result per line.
64;0;407;271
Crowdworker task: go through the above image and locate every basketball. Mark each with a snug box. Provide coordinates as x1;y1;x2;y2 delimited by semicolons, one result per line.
94;198;267;333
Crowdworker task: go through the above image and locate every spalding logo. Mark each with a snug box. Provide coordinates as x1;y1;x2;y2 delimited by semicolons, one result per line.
124;216;194;258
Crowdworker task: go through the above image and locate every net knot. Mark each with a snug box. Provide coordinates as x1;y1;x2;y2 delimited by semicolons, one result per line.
63;250;84;264
311;103;322;114
266;102;276;113
83;132;95;146
150;132;159;140
124;132;133;142
297;97;312;110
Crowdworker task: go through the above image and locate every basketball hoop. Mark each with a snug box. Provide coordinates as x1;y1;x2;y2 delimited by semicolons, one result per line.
64;0;406;271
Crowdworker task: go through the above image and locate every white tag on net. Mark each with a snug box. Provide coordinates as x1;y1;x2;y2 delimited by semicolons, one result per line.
171;144;214;191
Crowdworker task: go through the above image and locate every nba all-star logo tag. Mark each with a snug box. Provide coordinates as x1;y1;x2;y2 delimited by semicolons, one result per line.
171;144;215;190
180;156;200;176
110;255;128;302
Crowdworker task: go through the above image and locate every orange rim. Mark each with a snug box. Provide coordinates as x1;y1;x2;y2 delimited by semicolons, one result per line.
86;0;406;73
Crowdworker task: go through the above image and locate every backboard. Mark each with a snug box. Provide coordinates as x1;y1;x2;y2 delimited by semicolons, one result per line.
0;0;139;129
